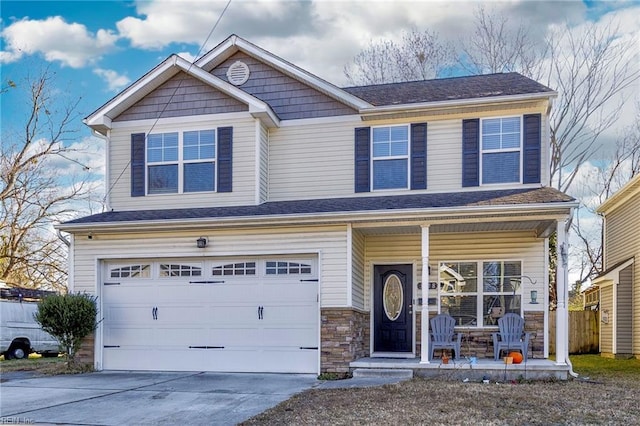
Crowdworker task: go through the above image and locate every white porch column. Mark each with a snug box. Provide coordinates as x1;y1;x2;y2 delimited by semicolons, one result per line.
420;225;430;364
555;219;569;365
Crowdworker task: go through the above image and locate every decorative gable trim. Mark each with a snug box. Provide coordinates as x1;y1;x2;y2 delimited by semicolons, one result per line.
462;119;480;187
85;55;279;135
195;34;372;111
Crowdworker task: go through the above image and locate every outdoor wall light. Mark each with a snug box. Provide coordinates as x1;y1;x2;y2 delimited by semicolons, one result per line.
530;290;539;304
196;237;208;248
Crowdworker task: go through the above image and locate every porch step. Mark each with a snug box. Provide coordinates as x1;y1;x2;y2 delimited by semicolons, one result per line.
352;368;414;379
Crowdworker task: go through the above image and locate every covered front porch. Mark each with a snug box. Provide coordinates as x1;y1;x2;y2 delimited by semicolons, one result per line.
337;201;574;378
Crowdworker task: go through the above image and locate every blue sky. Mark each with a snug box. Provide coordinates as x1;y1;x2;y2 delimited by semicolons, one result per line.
2;1;638;136
1;0;637;284
1;0;638;176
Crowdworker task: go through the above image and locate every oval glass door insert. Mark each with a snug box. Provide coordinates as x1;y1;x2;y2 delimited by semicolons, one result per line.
383;274;403;321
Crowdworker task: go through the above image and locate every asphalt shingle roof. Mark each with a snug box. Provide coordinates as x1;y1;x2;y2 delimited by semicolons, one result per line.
342;72;555;106
63;187;573;226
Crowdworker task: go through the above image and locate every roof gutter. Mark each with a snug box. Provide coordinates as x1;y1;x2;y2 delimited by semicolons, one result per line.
56;200;577;233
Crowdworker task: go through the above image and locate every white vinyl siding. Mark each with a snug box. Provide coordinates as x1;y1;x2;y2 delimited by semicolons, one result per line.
258;121;269;203
427;120;463;191
71;225;349;307
352;229;366;310
108;115;256;210
268;120;357;200
363;231;545;312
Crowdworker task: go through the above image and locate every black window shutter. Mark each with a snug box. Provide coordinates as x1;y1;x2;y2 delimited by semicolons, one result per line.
217;126;233;192
523;114;541;184
462;119;480;187
411;123;427;190
354;127;371;193
131;133;146;197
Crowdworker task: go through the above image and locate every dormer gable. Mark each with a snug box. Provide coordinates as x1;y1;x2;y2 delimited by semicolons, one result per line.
84;54;279;135
196;34;371;113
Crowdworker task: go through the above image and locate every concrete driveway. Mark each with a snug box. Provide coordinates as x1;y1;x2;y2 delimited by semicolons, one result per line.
0;371;406;425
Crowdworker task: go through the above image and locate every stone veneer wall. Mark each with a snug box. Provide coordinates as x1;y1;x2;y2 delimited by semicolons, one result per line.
320;308;370;373
416;311;545;360
75;333;95;365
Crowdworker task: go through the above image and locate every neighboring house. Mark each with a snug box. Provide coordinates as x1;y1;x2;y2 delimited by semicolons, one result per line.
582;285;599;311
594;174;640;358
58;35;576;374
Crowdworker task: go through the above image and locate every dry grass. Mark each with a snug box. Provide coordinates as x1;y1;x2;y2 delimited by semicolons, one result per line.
243;356;640;425
0;354;93;376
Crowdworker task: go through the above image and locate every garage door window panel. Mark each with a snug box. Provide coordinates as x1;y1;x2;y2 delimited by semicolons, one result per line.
212;262;256;276
159;264;202;277
266;261;312;275
109;264;151;279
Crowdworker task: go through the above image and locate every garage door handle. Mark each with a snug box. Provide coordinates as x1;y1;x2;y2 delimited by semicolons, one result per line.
152;307;158;320
189;346;225;349
299;347;318;350
258;306;264;320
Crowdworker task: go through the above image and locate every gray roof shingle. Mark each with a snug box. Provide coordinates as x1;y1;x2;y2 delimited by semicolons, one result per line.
63;187;574;226
342;72;555;106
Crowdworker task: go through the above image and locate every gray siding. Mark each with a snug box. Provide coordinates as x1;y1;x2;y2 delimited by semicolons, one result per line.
211;52;357;120
617;265;633;353
114;72;247;121
600;285;614;354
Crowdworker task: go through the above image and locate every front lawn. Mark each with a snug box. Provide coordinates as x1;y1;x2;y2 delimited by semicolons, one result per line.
242;355;640;425
0;353;91;376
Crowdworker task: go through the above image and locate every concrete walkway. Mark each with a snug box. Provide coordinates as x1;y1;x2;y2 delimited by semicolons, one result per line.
0;371;407;425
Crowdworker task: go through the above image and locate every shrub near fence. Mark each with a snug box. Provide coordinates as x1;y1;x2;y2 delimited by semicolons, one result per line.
549;310;599;354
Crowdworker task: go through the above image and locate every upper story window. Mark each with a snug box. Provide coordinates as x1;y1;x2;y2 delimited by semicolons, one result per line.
481;117;521;184
372;125;409;190
147;130;216;194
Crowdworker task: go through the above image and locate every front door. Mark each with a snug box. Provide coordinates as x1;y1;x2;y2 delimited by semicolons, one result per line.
373;264;413;353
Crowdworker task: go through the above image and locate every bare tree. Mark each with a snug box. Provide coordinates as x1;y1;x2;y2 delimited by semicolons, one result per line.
1;69;94;291
344;29;454;85
458;6;541;76
570;110;640;284
545;23;640;192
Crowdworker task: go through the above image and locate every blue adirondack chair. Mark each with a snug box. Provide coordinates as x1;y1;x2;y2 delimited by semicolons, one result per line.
492;313;531;361
429;314;462;360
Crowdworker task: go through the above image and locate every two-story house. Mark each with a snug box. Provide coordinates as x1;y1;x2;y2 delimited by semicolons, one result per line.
59;35;576;375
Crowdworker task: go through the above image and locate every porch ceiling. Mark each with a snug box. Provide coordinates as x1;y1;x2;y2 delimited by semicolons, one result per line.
356;219;556;237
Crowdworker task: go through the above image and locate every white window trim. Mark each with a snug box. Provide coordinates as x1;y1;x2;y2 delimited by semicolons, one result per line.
438;259;524;328
370;124;411;191
479;116;523;186
146;128;217;195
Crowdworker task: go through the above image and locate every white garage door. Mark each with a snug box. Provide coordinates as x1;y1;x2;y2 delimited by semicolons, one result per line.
101;257;318;373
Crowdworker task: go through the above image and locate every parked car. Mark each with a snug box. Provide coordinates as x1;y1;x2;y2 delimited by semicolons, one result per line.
1;299;60;359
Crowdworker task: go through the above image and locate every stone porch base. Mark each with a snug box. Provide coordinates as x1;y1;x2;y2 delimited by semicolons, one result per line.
350;357;569;381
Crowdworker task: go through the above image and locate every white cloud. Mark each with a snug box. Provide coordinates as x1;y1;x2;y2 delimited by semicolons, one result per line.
0;16;118;67
93;68;131;92
176;51;197;63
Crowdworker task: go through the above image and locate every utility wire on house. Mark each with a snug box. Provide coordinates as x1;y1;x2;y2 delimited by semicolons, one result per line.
102;0;233;207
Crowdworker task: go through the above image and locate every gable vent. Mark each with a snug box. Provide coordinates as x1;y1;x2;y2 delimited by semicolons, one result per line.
226;61;250;86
